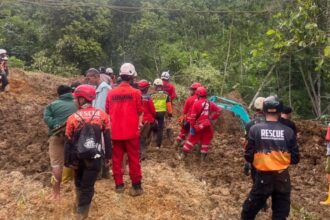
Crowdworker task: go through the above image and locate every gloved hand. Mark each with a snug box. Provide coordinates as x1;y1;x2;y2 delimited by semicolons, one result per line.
190;127;196;135
243;162;251;176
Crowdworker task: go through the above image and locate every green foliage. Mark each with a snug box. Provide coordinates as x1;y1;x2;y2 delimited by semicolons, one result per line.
0;0;329;117
8;56;25;68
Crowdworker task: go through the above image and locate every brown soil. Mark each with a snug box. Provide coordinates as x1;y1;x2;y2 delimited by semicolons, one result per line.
0;69;329;219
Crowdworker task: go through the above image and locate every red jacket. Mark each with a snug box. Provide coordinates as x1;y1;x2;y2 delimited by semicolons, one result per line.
183;95;198;117
106;82;143;140
162;80;177;101
326;124;330;142
142;93;156;123
189;98;221;128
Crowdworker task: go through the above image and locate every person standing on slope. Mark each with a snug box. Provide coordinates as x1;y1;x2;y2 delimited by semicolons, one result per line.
85;68;112;179
178;86;221;160
137;79;156;160
65;85;112;219
106;63;144;196
175;82;202;150
43;85;77;200
241;95;299;220
243;97;265;179
151;78;173;149
161;71;177;102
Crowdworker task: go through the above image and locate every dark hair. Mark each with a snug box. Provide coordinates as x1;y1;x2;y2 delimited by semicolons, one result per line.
99;66;106;74
121;75;133;82
70;81;81;92
57;85;72;96
281;105;292;114
85;68;100;77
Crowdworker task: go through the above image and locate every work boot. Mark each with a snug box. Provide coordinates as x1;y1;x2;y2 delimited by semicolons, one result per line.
129;183;144;197
76;204;90;220
115;184;125;194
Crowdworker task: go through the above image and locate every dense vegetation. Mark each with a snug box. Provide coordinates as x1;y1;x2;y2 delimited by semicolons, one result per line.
0;0;329;118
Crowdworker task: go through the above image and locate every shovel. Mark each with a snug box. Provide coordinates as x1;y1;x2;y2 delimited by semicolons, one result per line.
320;185;330;205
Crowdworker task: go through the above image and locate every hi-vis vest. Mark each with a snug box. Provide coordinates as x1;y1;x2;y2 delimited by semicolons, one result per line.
151;91;168;112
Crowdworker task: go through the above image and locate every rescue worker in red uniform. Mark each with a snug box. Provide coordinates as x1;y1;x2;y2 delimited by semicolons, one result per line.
105;63;144;196
161;71;177;101
241;95;300;220
175;82;202;149
137;80;156;160
151;78;173;149
65;85;112;219
178;86;221;160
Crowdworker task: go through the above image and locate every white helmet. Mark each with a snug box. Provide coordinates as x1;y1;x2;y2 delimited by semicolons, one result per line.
106;68;113;74
161;71;170;80
0;49;7;55
119;63;136;76
153;78;163;86
254;97;265;110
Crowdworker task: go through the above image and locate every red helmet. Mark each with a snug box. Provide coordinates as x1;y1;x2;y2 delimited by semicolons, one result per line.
190;82;202;90
138;80;151;90
195;86;208;97
73;84;96;101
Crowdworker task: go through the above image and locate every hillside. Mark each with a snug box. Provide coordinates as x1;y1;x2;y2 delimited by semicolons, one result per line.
0;69;329;219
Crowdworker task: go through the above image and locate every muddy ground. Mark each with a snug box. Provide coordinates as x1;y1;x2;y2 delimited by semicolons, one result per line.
0;69;329;219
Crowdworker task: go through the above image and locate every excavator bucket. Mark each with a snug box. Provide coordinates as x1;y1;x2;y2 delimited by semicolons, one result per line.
320;185;330;205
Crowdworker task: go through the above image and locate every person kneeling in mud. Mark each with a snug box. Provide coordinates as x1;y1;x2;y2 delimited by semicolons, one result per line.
65;85;112;219
178;86;221;160
137;80;156;160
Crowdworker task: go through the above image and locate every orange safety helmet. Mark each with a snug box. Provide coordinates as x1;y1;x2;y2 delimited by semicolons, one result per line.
73;85;96;101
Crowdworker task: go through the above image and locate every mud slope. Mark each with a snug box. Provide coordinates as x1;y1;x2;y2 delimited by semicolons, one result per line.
0;69;330;219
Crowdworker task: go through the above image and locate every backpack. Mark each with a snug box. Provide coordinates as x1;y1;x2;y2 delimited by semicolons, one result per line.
73;110;103;159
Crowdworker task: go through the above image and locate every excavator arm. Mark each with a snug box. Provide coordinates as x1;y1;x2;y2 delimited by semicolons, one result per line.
209;96;250;130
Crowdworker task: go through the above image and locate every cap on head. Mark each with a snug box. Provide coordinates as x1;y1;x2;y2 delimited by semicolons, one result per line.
195;86;208;97
254;97;265;110
119;63;136;76
73;84;96;101
161;71;170;80
138;80;151;90
263;95;282;113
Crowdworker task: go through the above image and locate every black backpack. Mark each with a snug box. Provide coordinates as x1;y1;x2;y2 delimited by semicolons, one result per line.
73;110;103;159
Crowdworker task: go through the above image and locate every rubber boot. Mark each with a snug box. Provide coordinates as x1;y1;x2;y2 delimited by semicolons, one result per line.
76;205;90;220
320;185;330;205
129;183;144;197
